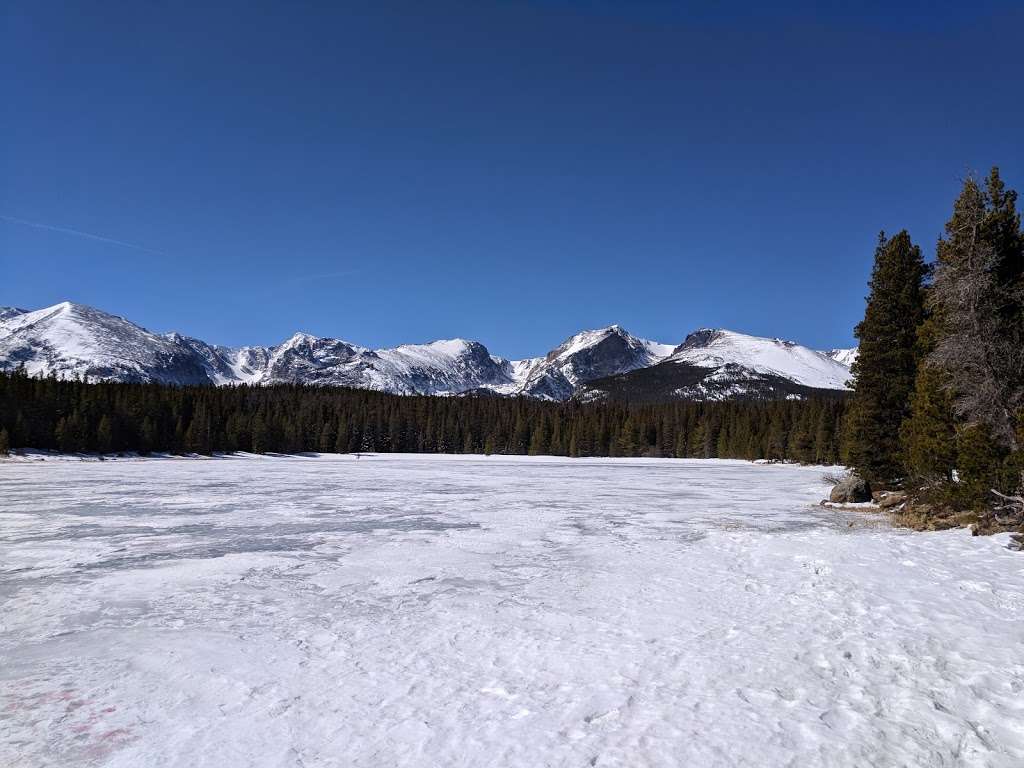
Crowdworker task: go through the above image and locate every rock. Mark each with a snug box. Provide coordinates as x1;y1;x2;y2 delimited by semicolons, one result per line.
829;474;872;504
971;511;1024;537
877;491;907;509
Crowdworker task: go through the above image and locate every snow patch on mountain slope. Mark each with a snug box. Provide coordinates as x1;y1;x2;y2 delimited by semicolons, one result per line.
825;347;859;367
668;329;853;390
165;333;269;385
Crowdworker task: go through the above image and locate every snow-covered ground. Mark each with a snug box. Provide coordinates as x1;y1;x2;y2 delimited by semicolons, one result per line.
1;455;1022;767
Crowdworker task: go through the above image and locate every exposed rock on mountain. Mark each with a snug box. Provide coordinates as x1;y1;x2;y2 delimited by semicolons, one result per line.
0;302;855;402
576;329;853;402
512;326;675;400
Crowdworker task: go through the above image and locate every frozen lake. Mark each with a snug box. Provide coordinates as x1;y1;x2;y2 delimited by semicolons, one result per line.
2;454;1022;767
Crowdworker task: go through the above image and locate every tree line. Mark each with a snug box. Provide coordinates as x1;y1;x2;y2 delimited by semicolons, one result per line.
0;368;847;463
846;167;1023;520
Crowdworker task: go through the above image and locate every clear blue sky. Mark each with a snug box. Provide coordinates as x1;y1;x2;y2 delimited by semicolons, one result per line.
3;1;1022;358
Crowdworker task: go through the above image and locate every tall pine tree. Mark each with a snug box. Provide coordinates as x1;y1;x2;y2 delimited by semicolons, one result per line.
929;171;1023;453
846;230;927;485
900;313;957;485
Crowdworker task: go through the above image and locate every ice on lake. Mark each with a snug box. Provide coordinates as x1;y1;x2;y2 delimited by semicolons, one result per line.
2;454;1023;767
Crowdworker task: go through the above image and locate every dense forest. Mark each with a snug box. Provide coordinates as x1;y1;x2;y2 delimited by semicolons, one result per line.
845;167;1023;525
0;369;847;463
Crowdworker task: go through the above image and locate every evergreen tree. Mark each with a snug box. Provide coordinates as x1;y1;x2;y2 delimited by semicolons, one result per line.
96;415;114;454
932;172;1023;446
528;416;550;456
616;414;638;456
846;230;927;484
0;427;9;456
140;416;157;454
251;415;269;454
765;411;787;461
955;424;1011;508
900;314;957;485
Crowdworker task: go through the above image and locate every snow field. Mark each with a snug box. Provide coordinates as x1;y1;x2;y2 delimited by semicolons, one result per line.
1;454;1022;767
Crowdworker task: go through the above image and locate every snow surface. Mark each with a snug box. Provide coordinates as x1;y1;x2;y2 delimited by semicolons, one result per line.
669;329;854;390
825;347;859;367
2;454;1022;767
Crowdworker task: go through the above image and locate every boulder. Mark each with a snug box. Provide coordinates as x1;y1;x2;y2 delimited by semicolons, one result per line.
829;474;872;504
877;491;907;509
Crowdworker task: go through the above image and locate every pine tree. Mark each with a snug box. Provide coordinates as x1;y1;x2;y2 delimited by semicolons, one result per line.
930;171;1023;453
846;230;928;485
314;421;332;453
900;315;957;485
765;411;787;461
615;414;637;456
528;416;550;456
813;407;836;464
96;415;114;454
334;418;350;453
0;427;9;456
140;416;157;454
251;415;269;454
955;424;1010;508
927;170;1024;508
512;413;530;454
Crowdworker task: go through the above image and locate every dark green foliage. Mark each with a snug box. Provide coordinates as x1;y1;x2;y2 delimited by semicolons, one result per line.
0;368;847;464
0;427;8;456
954;425;1012;508
900;308;958;488
901;361;957;485
846;231;928;485
984;168;1024;331
887;167;1024;518
909;168;1024;510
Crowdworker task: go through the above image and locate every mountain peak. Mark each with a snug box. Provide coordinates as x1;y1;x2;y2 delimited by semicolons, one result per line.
279;331;332;349
665;327;852;390
1;300;854;401
0;300;210;384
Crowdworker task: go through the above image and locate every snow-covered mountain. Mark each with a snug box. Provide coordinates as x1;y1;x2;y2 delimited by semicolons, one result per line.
576;329;854;402
824;347;859;367
254;333;515;395
0;302;855;401
510;326;675;400
0;302;211;384
0;307;29;322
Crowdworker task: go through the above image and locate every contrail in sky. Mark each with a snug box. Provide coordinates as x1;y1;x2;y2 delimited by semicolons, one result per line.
0;214;166;255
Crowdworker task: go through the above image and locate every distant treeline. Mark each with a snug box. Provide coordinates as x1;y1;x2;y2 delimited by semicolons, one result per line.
0;368;848;463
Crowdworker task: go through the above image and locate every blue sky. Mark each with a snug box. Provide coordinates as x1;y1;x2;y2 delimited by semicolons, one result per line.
2;1;1022;358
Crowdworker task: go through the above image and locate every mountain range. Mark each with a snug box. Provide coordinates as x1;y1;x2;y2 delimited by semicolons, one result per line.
0;302;856;402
